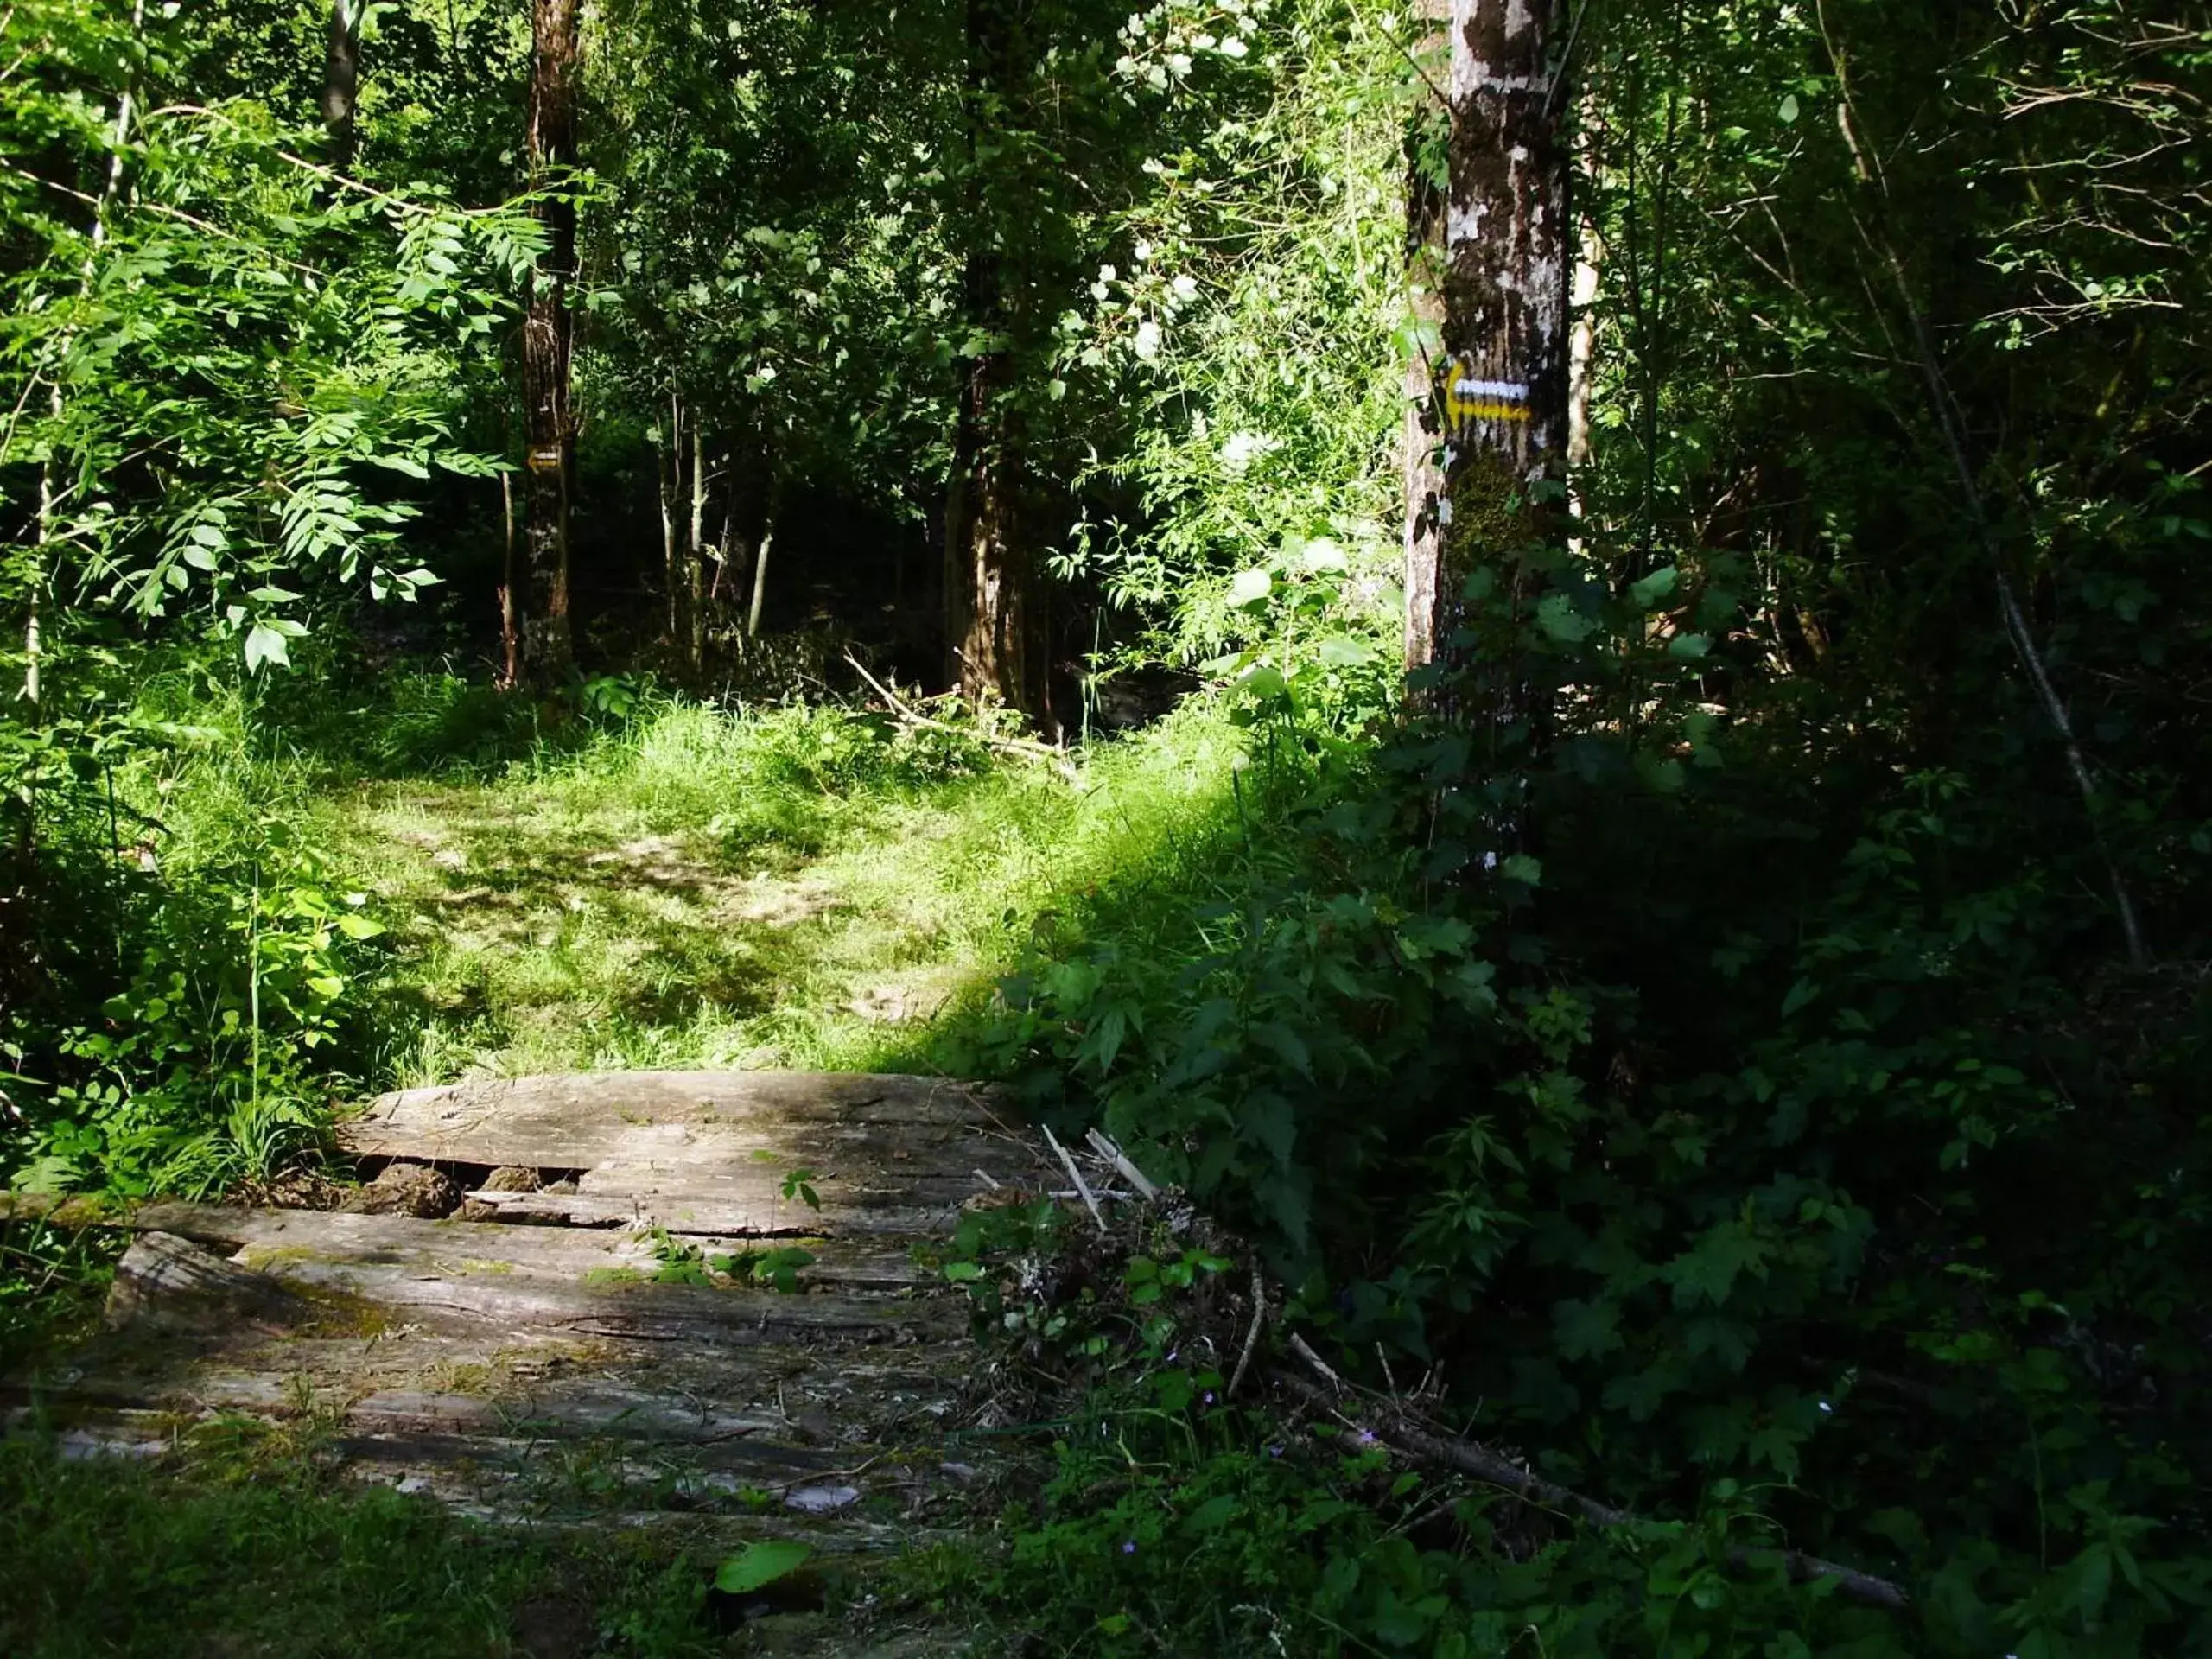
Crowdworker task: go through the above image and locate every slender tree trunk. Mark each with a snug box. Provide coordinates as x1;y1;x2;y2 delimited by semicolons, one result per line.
748;506;774;639
685;420;706;674
498;470;519;687
944;0;1046;728
1402;0;1451;671
658;392;680;640
519;0;579;687
1419;0;1569;672
321;0;360;166
711;470;736;608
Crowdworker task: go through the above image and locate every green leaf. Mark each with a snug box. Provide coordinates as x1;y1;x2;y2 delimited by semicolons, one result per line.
1536;593;1598;643
1554;1297;1624;1360
1630;565;1680;607
1318;636;1376;668
1779;92;1801;124
244;625;291;673
1228;568;1272;607
714;1540;812;1596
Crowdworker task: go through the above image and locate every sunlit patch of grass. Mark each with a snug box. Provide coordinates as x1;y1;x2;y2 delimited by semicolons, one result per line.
300;692;1254;1088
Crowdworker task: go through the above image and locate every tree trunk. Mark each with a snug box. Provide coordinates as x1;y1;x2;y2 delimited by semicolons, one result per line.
658;394;681;645
519;0;580;688
686;420;706;674
1416;0;1569;669
943;0;1047;730
748;510;774;640
944;291;1036;717
321;0;360;166
1402;0;1451;671
498;470;519;688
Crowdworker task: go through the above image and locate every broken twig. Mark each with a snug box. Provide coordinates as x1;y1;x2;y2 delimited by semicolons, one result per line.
1226;1270;1267;1398
1039;1123;1106;1234
1084;1128;1160;1201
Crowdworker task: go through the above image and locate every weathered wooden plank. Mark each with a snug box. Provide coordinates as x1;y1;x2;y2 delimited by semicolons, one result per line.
460;1186;974;1238
74;1230;958;1351
5;1409;952;1551
340;1071;1033;1172
10;1326;974;1439
238;1251;962;1344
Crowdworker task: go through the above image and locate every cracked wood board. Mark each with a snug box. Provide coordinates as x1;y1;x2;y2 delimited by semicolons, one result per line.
340;1071;1032;1170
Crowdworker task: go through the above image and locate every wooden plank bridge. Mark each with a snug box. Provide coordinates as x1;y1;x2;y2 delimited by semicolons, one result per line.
3;1072;1051;1563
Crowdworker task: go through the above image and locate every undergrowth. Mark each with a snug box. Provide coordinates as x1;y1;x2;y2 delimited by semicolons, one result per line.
0;650;1273;1197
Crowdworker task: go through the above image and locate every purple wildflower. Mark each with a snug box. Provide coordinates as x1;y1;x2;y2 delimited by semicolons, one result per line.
1122;1540;1137;1554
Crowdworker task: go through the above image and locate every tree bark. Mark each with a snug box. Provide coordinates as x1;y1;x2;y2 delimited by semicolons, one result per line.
943;0;1048;731
686;420;706;674
1414;0;1569;674
498;470;519;688
747;512;773;639
658;392;682;649
1402;0;1450;671
519;0;580;687
321;0;360;166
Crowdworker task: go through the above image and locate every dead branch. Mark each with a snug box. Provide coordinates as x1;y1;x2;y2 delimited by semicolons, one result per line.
1274;1354;1910;1612
842;650;1077;779
1040;1123;1106;1234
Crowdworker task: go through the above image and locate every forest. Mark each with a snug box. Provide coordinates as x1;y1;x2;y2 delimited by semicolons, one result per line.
1;0;2209;1653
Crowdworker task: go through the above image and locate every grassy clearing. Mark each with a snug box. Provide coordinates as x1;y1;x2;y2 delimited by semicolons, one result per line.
115;661;1259;1098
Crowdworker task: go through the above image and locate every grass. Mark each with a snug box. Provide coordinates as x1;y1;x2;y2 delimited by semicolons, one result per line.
252;680;1259;1090
0;1429;722;1658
